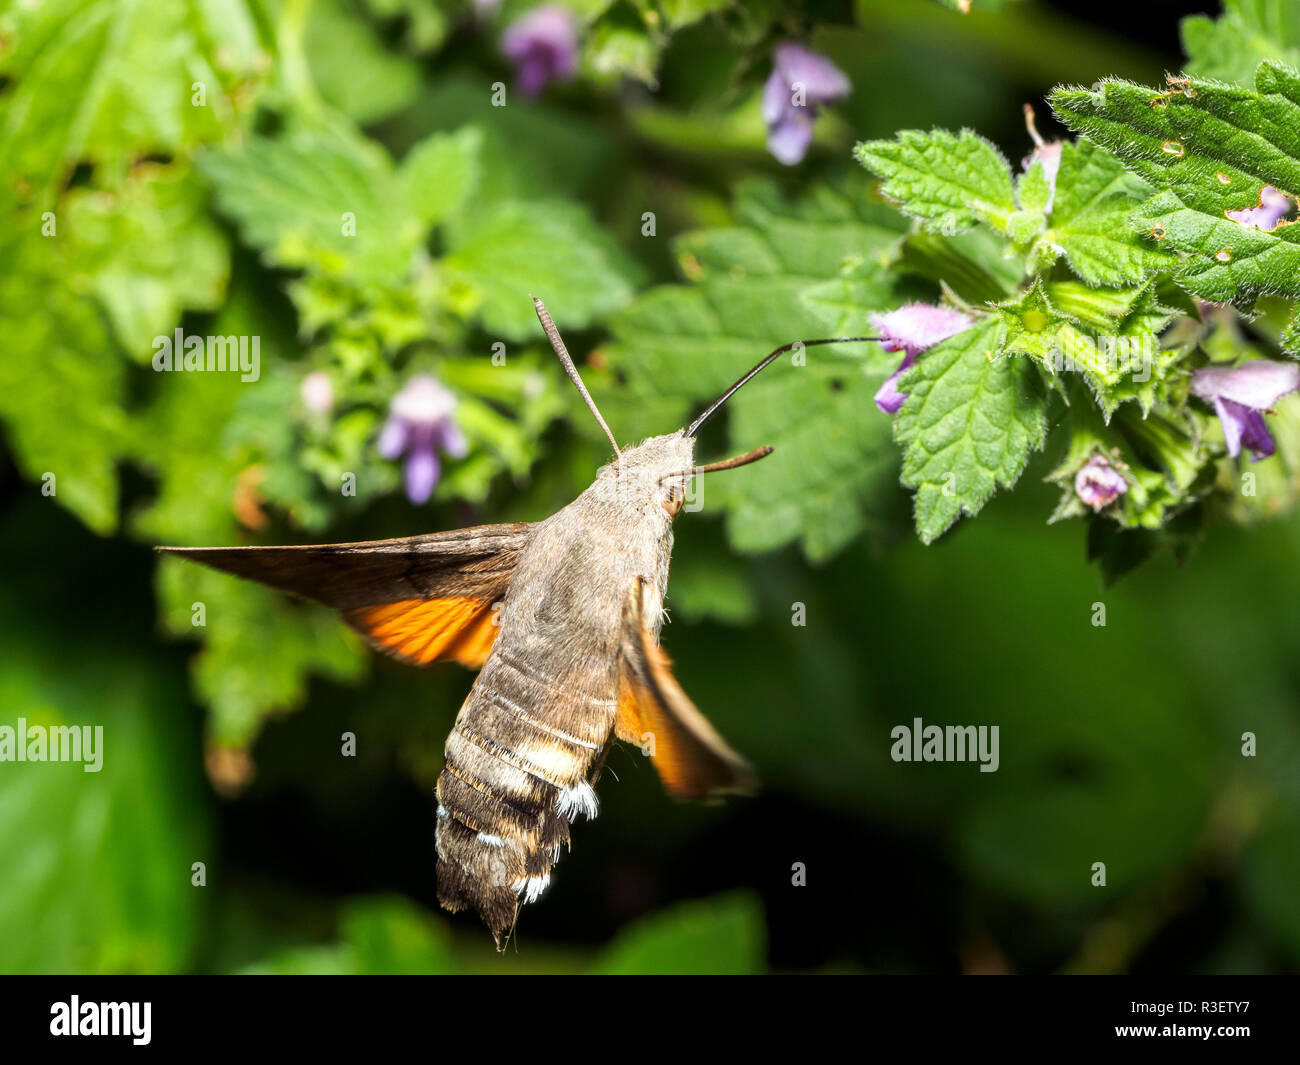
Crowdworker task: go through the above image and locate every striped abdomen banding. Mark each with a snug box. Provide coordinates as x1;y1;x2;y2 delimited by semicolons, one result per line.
435;650;614;942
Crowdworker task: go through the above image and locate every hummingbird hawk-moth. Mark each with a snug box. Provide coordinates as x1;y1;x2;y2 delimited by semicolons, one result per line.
160;298;872;945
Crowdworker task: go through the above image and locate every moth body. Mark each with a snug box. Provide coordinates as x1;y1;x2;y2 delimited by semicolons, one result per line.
435;433;694;937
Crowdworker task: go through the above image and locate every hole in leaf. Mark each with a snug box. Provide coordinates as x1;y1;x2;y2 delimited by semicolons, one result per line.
66;162;95;189
253;110;284;137
1225;186;1298;232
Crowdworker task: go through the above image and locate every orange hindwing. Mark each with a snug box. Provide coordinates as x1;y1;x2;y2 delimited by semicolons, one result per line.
346;597;500;667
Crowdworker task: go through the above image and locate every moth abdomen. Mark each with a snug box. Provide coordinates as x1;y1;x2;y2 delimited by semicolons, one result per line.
434;658;613;943
434;825;518;938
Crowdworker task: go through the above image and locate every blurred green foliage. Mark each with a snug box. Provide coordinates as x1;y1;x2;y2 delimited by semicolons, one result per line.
1;0;1298;974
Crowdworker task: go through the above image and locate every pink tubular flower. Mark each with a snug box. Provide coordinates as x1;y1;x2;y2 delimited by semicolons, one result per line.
1191;361;1300;460
1022;105;1062;210
1074;452;1127;510
761;42;850;166
501;5;578;97
1226;186;1293;231
869;304;974;414
300;371;334;414
378;375;468;504
1026;141;1062;204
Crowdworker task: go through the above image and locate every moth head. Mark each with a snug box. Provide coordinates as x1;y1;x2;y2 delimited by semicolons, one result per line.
531;295;877;518
587;432;692;515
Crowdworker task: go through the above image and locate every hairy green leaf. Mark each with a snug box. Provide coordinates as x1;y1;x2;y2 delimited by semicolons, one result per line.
1036;140;1176;285
895;317;1047;543
1052;64;1300;304
1182;0;1300;85
996;279;1176;417
855;129;1017;235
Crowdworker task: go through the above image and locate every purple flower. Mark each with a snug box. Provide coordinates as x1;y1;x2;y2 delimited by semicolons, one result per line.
1191;361;1300;460
1226;185;1294;231
501;5;578;97
761;42;850;166
378;375;468;503
300;371;334;414
1074;452;1127;511
869;303;974;414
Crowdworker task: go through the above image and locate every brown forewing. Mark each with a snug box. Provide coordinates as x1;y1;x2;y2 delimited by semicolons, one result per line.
157;523;534;667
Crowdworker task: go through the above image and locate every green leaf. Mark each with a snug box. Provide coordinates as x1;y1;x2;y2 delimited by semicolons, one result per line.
1047;382;1208;530
440;199;638;341
586;22;660;88
1017;157;1053;216
589;892;766;974
720;357;901;560
893;228;1022;304
202;122;417;286
855;129;1017;235
1283;304;1300;356
1051;64;1300;304
0;599;207;973
0;1;266;536
0;232;127;534
1182;0;1300;86
658;0;734;30
63;164;230;359
895;317;1047;543
129;366;250;547
602;176;911;560
242;896;458;974
996;279;1094;363
305;0;423;125
0;0;267;201
399;126;483;230
415;73;621;206
799;262;901;334
1036;139;1176;285
995;279;1177;417
361;0;450;54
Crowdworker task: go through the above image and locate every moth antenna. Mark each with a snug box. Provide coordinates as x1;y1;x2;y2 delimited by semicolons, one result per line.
686;337;879;437
532;295;621;458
